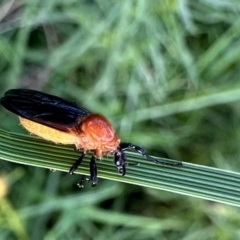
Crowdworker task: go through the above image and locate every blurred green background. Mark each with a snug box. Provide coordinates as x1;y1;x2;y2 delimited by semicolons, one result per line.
1;0;240;239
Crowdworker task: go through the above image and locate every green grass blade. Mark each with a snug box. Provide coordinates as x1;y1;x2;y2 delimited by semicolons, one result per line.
0;129;240;207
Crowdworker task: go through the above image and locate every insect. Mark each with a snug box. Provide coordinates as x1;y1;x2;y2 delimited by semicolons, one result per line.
1;89;182;186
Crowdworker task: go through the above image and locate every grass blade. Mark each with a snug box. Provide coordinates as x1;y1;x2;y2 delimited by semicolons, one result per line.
0;129;240;207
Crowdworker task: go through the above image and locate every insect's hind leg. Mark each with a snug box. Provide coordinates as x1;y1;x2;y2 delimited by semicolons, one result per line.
119;142;182;167
69;153;85;175
77;175;86;188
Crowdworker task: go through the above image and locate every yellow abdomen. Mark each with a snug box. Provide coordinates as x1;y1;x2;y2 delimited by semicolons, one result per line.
19;117;77;145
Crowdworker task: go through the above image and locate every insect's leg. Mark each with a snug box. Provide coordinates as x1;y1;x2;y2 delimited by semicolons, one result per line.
77;175;86;188
125;162;139;167
114;150;126;176
120;142;182;167
89;156;98;187
69;153;85;175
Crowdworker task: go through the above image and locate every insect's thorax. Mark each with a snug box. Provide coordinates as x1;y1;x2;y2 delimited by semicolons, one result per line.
74;114;120;157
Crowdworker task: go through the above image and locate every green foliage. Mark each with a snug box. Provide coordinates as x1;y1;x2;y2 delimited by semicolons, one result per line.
1;0;240;239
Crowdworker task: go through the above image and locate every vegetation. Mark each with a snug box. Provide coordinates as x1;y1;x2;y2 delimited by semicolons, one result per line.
1;0;240;239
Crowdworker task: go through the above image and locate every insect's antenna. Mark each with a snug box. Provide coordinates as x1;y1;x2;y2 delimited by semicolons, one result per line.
125;162;140;167
145;154;183;167
120;142;182;167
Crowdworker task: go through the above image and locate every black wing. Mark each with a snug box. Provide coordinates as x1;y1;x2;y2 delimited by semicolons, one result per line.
1;89;91;131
